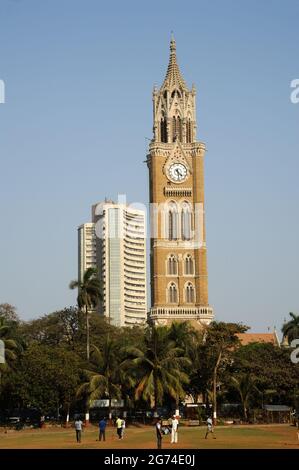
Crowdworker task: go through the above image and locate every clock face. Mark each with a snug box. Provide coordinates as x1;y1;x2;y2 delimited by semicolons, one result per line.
168;163;187;182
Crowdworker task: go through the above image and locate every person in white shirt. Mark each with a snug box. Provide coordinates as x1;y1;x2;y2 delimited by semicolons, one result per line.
121;418;126;438
205;416;216;439
171;415;179;443
74;418;83;443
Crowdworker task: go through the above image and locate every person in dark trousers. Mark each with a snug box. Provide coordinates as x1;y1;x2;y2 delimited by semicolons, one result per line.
116;416;123;439
155;418;163;449
74;417;83;443
121;418;126;439
99;417;107;441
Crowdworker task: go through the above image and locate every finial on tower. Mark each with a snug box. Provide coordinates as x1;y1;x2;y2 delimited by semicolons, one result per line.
161;34;187;91
170;31;176;50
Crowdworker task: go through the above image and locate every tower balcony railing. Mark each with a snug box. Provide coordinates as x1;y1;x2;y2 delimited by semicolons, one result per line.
149;306;213;320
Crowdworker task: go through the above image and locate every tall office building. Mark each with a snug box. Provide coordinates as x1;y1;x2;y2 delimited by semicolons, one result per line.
78;201;147;327
78;222;97;282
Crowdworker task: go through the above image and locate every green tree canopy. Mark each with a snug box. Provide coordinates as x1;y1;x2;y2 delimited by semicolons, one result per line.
4;343;82;416
123;326;191;412
282;312;299;344
77;336;122;417
230;342;299;406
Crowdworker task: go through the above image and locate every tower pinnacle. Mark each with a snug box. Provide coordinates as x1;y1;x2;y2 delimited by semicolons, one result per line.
162;36;188;91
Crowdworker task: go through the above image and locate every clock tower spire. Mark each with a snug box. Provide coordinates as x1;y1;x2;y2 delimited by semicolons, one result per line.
152;36;197;146
148;38;214;327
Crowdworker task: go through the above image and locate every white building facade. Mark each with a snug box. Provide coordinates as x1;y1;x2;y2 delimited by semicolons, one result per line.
78;222;97;282
78;201;147;327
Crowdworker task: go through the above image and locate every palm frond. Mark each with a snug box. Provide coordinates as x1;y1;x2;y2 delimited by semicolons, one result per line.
69;280;80;290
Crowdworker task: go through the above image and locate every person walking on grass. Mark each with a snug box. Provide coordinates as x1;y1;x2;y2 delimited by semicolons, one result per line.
121;418;126;439
171;415;179;444
156;418;163;449
205;416;216;439
116;416;123;439
99;417;107;442
74;417;83;443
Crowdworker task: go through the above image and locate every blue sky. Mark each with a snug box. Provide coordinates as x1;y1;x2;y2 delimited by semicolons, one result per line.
0;0;298;332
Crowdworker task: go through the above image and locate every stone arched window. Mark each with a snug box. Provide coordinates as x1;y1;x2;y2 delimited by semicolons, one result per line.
177;116;182;142
185;282;195;303
184;254;194;275
181;202;192;240
168;202;178;240
160;117;167;143
186;118;192;143
172;115;182;142
172;116;177;142
171;89;181;99
168;282;178;303
167;254;178;275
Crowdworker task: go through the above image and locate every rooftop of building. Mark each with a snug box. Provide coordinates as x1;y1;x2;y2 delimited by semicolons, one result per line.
236;332;280;347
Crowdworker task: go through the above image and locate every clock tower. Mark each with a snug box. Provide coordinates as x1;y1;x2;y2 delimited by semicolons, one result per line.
147;37;214;327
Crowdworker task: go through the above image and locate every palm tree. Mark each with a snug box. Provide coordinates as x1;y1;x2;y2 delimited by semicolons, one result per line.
168;321;200;357
231;373;257;421
0;317;18;388
69;267;102;360
123;326;191;415
0;317;17;364
282;312;299;345
77;336;121;421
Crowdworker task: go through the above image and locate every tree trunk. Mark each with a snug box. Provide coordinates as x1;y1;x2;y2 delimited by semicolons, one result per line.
85;306;90;361
203;391;208;408
85;401;90;426
244;404;247;421
242;396;248;421
153;372;158;417
65;399;70;428
108;397;112;423
212;351;222;425
213;369;217;424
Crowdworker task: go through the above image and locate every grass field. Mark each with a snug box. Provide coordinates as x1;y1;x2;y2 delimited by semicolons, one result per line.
0;424;299;449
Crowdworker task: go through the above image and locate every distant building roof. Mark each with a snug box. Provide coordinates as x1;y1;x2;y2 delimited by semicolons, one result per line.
263;405;290;412
237;332;280;347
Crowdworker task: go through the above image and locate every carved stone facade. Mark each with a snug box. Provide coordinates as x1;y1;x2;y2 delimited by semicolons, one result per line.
147;37;214;327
